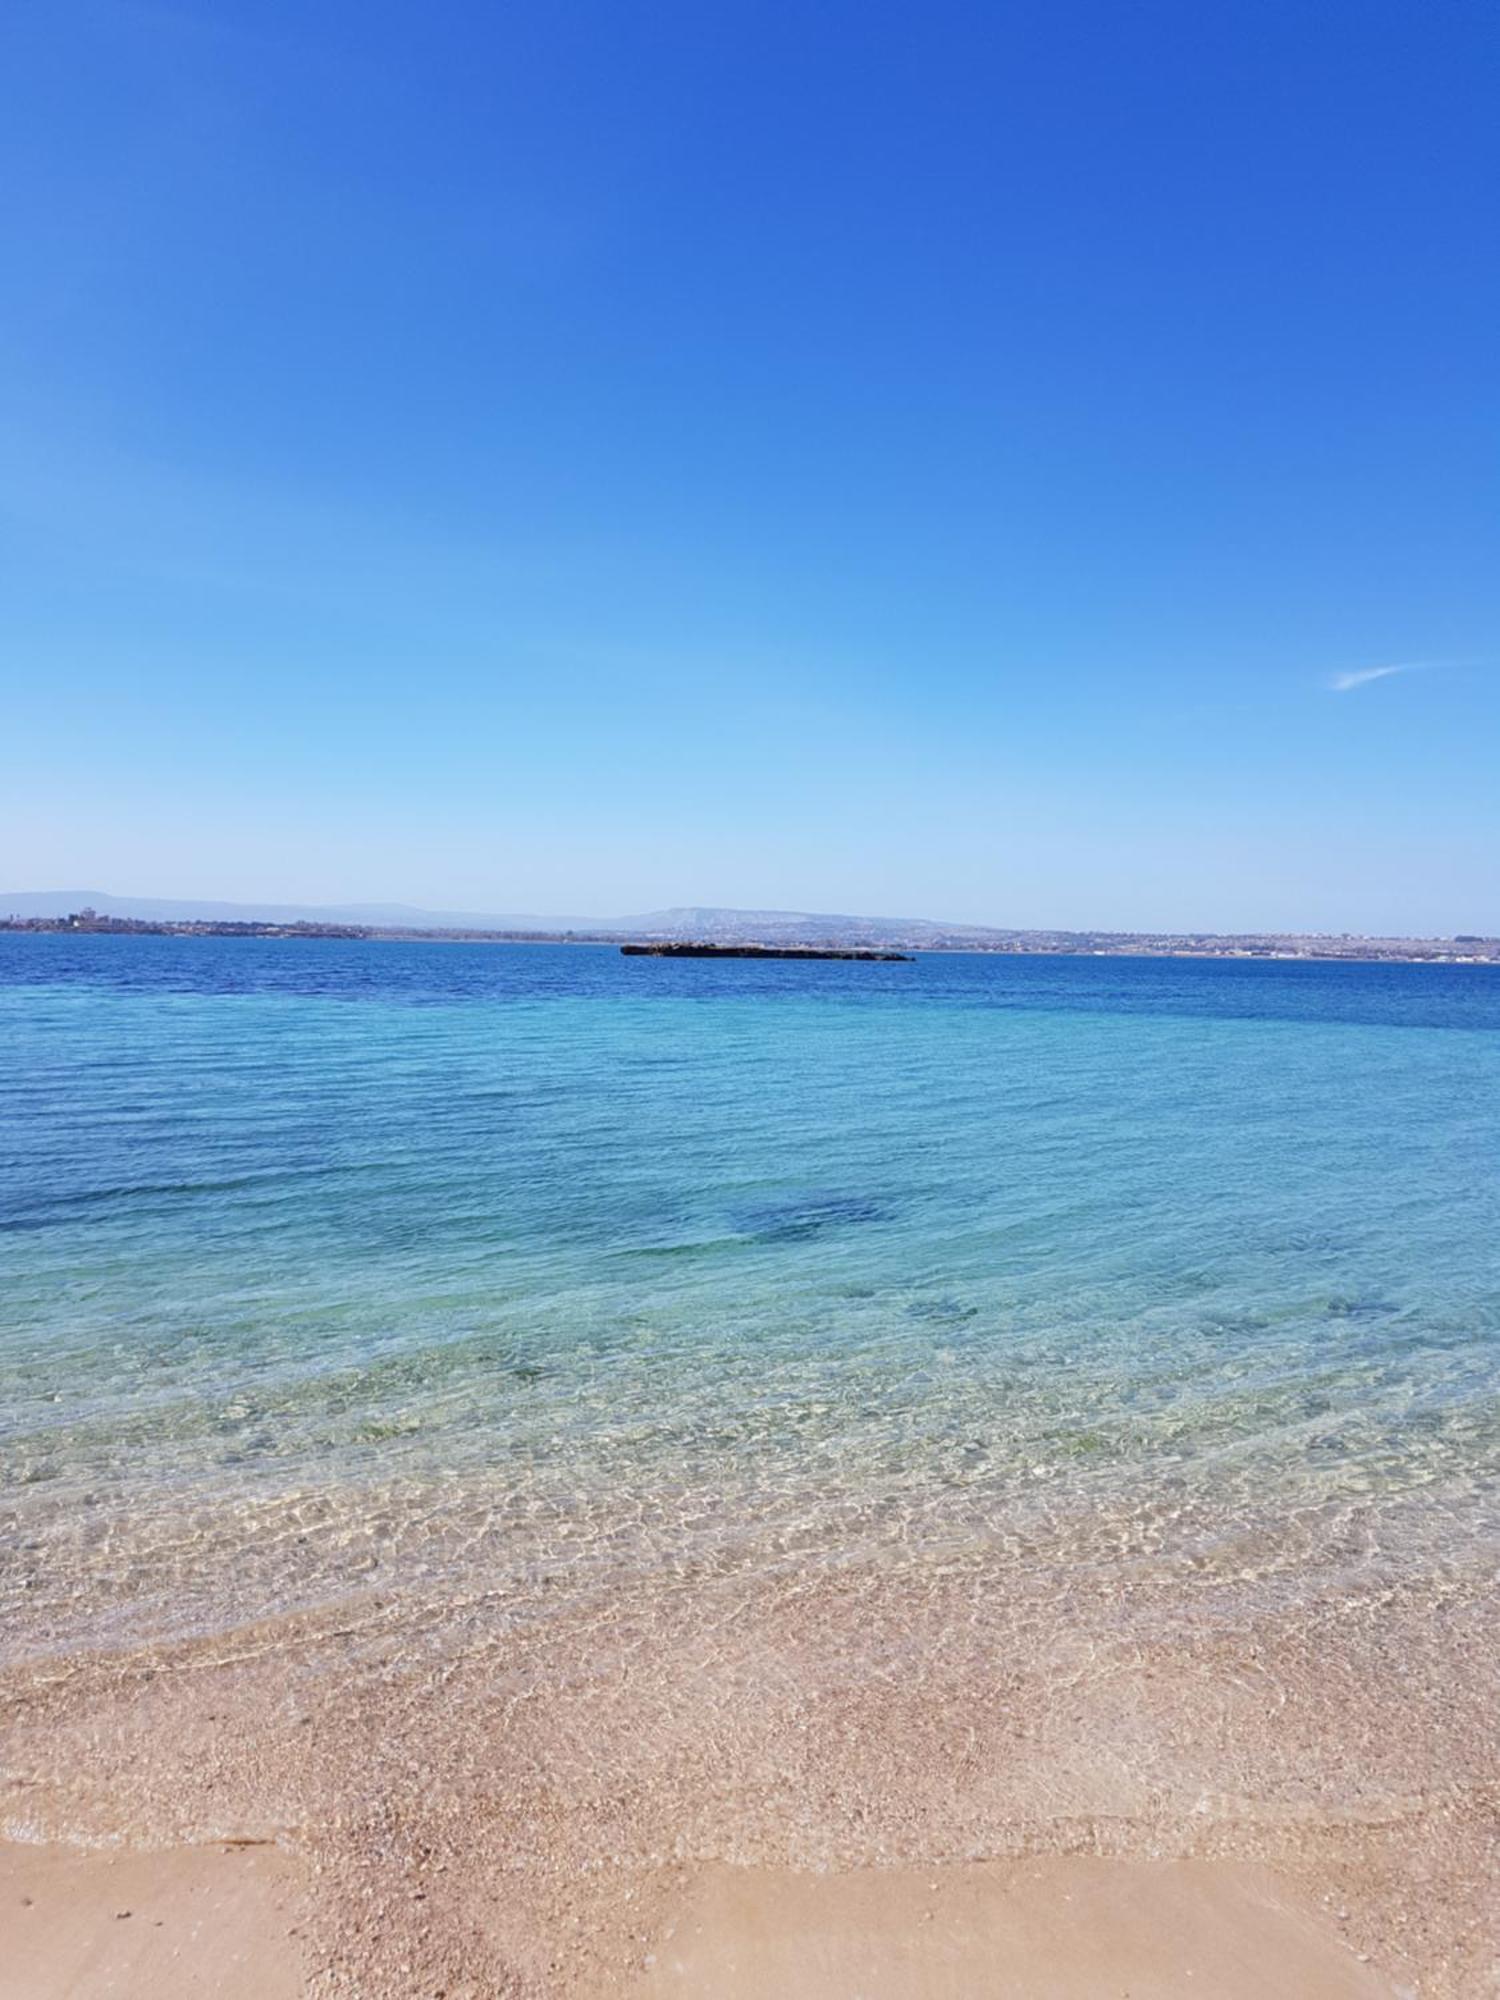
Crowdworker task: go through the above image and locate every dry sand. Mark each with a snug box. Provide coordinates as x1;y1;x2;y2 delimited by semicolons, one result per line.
0;1839;306;2000
0;1842;1407;2000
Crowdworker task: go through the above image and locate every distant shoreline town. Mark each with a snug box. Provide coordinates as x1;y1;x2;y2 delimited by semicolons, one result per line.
3;904;1497;964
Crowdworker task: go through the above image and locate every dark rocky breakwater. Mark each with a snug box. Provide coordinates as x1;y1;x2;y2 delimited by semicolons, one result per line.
620;943;914;961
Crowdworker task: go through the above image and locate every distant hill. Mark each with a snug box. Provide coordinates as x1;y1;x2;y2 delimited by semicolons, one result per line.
0;890;1002;945
621;905;997;945
5;891;1495;961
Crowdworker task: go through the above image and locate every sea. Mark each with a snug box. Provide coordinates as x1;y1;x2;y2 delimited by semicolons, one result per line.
2;936;1497;1991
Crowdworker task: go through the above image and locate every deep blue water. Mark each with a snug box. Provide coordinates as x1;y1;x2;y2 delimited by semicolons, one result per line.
6;930;1499;1027
2;936;1498;1646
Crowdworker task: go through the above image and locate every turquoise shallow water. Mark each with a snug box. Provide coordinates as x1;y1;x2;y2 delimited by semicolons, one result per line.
2;936;1498;1655
6;934;1499;1992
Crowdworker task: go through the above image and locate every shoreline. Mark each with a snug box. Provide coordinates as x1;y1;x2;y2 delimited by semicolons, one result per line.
0;1844;1402;2000
3;925;1497;966
3;1546;1493;1995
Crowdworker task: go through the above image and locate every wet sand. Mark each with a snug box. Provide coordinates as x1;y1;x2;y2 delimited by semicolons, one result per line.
0;1844;1404;2000
615;1857;1403;1998
2;1549;1495;1996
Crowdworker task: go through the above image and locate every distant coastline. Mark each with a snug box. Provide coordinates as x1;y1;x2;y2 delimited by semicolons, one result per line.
3;903;1497;964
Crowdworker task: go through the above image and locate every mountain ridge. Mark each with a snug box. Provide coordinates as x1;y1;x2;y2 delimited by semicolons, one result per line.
4;892;1495;959
0;890;989;943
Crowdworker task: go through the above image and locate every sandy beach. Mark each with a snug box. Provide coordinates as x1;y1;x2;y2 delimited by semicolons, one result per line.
0;1840;305;2000
2;1539;1494;1996
2;1842;1406;2000
614;1857;1404;1998
5;0;1497;1967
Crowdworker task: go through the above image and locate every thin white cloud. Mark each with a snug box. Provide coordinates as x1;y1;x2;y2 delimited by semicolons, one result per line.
1328;661;1429;693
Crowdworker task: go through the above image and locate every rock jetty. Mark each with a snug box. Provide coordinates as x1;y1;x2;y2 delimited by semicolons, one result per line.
620;943;913;961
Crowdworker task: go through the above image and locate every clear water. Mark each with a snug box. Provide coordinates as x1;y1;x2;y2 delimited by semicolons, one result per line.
3;936;1497;1661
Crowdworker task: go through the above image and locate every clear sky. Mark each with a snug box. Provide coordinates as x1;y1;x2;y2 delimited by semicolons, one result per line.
2;0;1495;932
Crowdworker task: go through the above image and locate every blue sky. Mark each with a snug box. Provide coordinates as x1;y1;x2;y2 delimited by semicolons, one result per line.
2;0;1495;931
